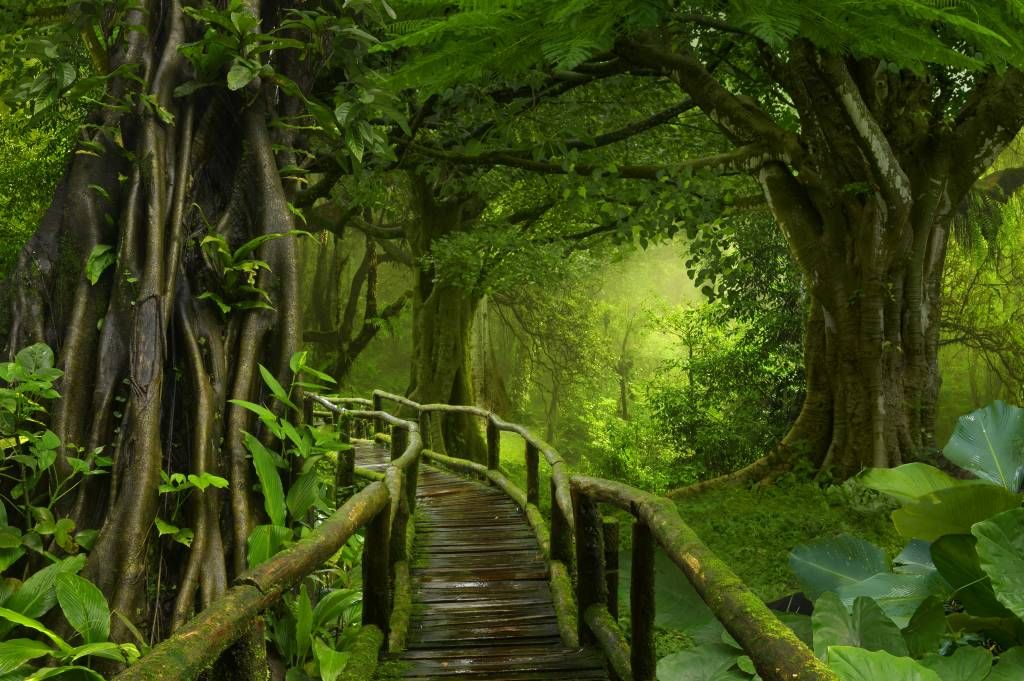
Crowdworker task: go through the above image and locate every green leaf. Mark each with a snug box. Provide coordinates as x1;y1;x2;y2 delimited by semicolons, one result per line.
68;641;127;663
835;572;947;627
84;245;115;285
24;665;106;681
246;524;292;569
245;433;287;526
294;584;313;661
987;647;1024;681
891;485;1020;541
228;399;283;437
0;527;23;549
826;647;940;681
0;639;53;674
655;643;744;681
972;507;1024;620
2;556;85;627
931;534;1010;618
919;647;992;681
312;589;361;630
286;472;320;520
859;463;980;504
259;364;297;411
811;593;907;660
0;607;70;653
789;534;887;599
14;344;54;373
55;574;109;644
313;638;349;681
901;597;947;658
226;62;256;91
943;400;1024;491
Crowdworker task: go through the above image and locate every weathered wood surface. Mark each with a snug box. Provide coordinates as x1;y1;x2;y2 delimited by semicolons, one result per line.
356;444;607;680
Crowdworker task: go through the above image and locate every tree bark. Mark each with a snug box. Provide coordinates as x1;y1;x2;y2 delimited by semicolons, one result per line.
5;0;307;648
405;175;487;461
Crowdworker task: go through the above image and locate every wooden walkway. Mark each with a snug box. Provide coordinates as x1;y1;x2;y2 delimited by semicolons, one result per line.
356;443;607;680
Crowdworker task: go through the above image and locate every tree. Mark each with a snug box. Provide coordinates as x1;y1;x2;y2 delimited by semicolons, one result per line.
0;0;398;645
381;0;1024;477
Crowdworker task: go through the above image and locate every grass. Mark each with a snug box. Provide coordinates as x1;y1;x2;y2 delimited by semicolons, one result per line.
674;476;903;601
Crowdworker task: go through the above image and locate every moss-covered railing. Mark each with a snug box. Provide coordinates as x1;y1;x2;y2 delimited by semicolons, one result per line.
366;390;838;681
113;403;422;681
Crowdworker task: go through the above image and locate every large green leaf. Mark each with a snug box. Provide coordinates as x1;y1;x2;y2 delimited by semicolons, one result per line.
0;557;86;635
789;534;887;599
286;472;321;520
826;647;941;681
0;607;70;653
313;589;361;630
313;638;349;681
656;644;744;681
988;647;1024;681
812;593;907;660
244;432;287;526
919;647;992;681
972;507;1024;620
0;639;53;674
891;485;1020;541
943;400;1024;491
931;534;1010;618
246;524;292;569
14;344;54;372
894;540;937;575
259;365;297;411
859;463;973;504
901;597;947;658
23;665;105;681
54;574;109;644
294;585;313;662
836;572;947;627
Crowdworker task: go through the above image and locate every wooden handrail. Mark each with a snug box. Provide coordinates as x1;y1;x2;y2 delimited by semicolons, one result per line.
359;391;838;681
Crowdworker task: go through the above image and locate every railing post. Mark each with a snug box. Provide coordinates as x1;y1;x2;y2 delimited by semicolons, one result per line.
631;520;656;681
390;425;408;461
373;392;384;434
335;415;355;504
603;517;620;620
550;478;571;565
419;411;431;451
362;507;391;640
486;417;500;470
573;489;606;645
525;441;539;506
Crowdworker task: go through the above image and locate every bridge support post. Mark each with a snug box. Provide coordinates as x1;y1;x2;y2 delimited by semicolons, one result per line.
631;520;656;681
419;411;431;450
362;508;392;640
550;479;572;567
525;442;539;506
390;425;408;461
486;417;500;470
572;490;606;646
603;518;620;620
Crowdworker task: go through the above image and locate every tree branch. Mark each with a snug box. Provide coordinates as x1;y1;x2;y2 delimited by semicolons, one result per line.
614;38;800;157
410;142;781;180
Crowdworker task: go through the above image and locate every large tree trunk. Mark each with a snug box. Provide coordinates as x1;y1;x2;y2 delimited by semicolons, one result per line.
405;177;487;461
780;226;947;478
6;0;305;647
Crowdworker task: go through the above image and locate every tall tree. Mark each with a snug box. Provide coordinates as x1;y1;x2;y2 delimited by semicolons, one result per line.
382;0;1024;476
0;0;396;643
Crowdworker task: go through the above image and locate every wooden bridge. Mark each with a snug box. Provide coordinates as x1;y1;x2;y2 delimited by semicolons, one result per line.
114;391;838;681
